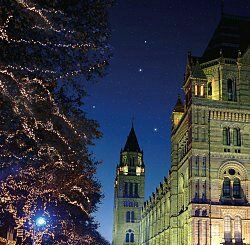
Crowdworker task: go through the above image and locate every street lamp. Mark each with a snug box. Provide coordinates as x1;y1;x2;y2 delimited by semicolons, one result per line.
35;217;46;227
33;217;47;245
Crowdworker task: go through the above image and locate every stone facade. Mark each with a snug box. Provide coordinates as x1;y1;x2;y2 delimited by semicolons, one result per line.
140;15;250;245
113;14;250;245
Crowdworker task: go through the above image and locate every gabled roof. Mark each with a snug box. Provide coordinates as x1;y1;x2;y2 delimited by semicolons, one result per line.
124;125;141;152
191;62;207;79
202;14;250;62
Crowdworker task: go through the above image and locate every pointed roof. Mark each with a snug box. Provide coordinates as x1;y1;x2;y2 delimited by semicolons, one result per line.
191;61;207;79
124;125;141;152
173;95;184;113
202;14;250;62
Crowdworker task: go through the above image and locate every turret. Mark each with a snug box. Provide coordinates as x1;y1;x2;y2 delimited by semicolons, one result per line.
171;95;184;129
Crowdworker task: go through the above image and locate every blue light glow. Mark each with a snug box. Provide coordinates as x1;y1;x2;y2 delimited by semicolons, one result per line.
35;217;46;227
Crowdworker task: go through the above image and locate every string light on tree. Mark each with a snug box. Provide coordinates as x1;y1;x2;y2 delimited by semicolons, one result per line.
0;1;111;244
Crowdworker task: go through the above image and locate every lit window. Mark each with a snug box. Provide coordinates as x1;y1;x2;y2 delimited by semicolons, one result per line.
200;85;204;96
195;84;198;96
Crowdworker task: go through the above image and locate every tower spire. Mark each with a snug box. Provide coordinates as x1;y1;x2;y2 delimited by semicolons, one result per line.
124;125;141;152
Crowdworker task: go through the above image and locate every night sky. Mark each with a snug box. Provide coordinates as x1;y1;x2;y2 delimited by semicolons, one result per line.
84;0;250;242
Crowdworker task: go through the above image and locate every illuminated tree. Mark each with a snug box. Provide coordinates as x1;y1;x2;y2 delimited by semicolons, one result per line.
0;1;112;244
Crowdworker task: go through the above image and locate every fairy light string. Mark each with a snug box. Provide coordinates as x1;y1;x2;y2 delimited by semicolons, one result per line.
0;0;111;244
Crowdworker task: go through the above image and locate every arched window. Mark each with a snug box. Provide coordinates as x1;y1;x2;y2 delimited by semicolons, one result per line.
223;127;230;146
235;216;242;242
125;232;130;243
126;211;131;223
223;178;231;197
227;79;236;101
125;229;135;243
130;233;134;243
233;128;241;146
207;81;212;96
131;211;135;223
233;178;241;198
224;216;232;242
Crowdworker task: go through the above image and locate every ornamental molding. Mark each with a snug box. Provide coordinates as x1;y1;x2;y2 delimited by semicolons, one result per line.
221;208;247;219
218;160;247;180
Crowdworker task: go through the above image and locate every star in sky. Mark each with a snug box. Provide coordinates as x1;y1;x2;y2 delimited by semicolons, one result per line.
92;105;96;109
138;68;143;72
153;128;158;132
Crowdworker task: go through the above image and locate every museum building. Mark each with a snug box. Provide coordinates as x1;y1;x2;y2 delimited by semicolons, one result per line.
113;13;250;245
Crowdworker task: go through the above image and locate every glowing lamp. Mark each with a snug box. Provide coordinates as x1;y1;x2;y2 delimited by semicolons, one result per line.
35;217;46;227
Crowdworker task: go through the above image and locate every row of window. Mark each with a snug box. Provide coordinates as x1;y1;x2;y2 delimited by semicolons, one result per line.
224;216;242;242
222;177;242;199
126;211;135;223
123;201;139;207
189;156;207;177
122;156;142;166
195;78;237;102
124;182;139;198
223;127;241;146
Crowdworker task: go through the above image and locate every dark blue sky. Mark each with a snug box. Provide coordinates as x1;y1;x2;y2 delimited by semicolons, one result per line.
85;0;250;242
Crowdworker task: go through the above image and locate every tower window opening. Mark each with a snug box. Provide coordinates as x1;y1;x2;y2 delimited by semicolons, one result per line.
134;183;139;197
126;211;131;223
124;182;128;197
207;81;212;96
129;183;133;197
195;84;198;96
227;79;236;101
131;211;135;223
200;85;204;96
